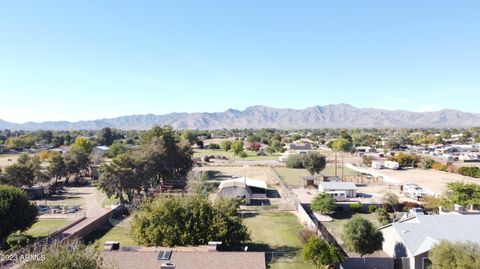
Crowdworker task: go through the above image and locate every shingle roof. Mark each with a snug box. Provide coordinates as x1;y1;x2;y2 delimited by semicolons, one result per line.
319;182;357;190
391;215;480;255
103;250;266;269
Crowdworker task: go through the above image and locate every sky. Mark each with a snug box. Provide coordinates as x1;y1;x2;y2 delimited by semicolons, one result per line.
0;1;479;123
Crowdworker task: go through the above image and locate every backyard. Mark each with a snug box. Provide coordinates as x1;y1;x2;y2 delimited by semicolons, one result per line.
274;166;358;186
193;149;282;161
242;211;315;269
26;219;72;238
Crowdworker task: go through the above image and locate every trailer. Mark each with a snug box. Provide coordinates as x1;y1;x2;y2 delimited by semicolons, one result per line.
402;184;428;200
384;161;400;170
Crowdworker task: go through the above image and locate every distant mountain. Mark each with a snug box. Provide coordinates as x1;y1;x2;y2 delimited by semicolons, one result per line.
1;104;480;130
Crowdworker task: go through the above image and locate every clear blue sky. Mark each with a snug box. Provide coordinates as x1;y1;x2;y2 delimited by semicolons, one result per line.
0;1;479;123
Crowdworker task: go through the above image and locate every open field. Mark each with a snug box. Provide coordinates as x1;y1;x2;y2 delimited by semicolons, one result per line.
195;165;278;186
348;164;480;195
273;166;358;186
193;149;282;161
243;211;314;269
0;153;20;169
26;219;72;237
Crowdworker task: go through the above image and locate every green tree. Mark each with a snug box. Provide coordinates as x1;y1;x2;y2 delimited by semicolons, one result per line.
98;153;141;202
23;240;107;269
0;185;38;248
429;240;480;269
130;195;250;247
70;137;94;154
97;127;114;146
107;141;127;158
445;182;480;207
311;193;336;214
3;163;35;187
231;140;244;155
302;236;345;269
181;130;197;144
265;146;276;155
381;192;400;212
286;154;305;168
331;138;352;152
341;215;384;256
304;152;326;175
220;140;232;151
47;153;67;183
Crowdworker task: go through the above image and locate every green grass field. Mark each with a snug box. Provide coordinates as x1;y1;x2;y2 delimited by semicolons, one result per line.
242;212;315;269
26;219;72;237
193;149;281;161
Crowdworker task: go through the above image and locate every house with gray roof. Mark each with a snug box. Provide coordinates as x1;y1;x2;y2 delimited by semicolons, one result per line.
380;214;480;269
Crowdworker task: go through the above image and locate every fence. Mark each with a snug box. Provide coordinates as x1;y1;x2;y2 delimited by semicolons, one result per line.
269;167;347;257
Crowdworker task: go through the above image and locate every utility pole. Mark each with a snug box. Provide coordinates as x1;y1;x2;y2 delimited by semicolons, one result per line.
334;151;338;177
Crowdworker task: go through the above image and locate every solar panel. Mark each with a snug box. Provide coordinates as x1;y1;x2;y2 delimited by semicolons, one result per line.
157;250;172;261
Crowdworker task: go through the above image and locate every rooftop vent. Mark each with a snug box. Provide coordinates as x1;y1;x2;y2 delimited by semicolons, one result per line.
160;263;175;269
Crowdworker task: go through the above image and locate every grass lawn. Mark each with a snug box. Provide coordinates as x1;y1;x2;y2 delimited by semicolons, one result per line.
85;217;138;248
26;219;72;237
242;212;315;269
193;149;281;161
321;211;380;251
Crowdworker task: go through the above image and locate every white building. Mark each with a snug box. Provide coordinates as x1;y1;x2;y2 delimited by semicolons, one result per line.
318;182;357;199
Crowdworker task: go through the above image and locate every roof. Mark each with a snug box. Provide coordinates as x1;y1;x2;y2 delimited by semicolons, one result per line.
319;182;357;190
219;177;268;190
103;250;266;269
389;215;480;256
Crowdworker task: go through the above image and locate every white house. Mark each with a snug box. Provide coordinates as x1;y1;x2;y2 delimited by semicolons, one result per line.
380;214;480;269
318;182;357;199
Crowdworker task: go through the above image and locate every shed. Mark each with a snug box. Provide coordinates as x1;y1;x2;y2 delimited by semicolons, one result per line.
318;182;357;198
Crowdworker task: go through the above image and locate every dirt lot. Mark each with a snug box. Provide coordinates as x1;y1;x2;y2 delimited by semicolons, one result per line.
0;153;20;169
348;163;480;195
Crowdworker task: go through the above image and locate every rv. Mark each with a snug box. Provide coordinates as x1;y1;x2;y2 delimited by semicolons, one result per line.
403;184;428;200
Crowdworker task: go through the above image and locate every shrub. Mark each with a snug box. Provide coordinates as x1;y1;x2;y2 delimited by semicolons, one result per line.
420;158;435;169
298;227;316;244
207;143;220;150
458;166;480;178
349;203;362;214
432;162;447;172
376;207;390;225
362;156;373;166
286;154;305;168
7;233;33;249
368;205;377;213
401;201;421;212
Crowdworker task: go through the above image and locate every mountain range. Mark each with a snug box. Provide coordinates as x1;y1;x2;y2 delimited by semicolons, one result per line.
1;104;480;130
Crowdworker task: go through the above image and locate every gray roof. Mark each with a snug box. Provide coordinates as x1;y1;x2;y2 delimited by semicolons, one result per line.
391;215;480;255
319;182;357;190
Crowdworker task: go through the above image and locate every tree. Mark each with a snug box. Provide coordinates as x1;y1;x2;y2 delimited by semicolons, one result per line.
265;146;276;155
231;140;244;155
247;142;261;152
304;152;326;175
286;154;305;169
98;153;141;202
23;240;108;269
381;192;400;212
3;163;35;187
107;141;127;158
0;185;38;248
220;140;232;152
181;129;197;144
429;240;480;269
331;138;352;152
97;127;114;146
70;137;94;154
130;195;250;247
444;182;480;207
341;215;384;256
302;236;345;269
48;153;67;183
311;193;336;214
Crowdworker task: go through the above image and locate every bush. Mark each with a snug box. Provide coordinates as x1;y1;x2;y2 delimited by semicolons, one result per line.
349;203;362;214
207;143;220;150
432;162;447;172
286;154;305;169
401;201;421;212
458;166;480;178
420;158;434;169
7;233;33;249
298;227;316;244
376;207;390;225
362;156;373;166
368;205;377;213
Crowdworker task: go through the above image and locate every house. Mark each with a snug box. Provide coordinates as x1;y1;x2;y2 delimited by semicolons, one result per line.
102;249;266;269
92;146;109;156
218;177;268;204
285;142;312;151
318;182;357;199
380;215;480;269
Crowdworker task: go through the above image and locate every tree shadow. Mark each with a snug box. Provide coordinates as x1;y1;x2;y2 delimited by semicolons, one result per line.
394;242;407;258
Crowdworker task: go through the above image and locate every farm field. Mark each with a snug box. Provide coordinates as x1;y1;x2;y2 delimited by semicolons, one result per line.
26;219;72;237
243;211;315;269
